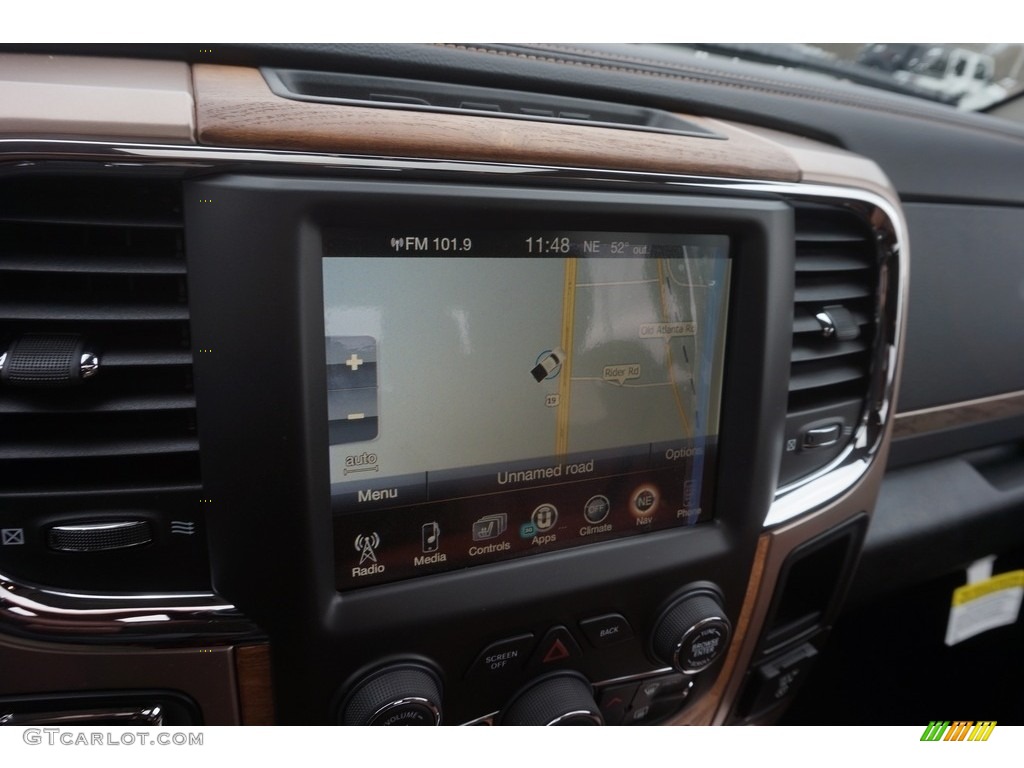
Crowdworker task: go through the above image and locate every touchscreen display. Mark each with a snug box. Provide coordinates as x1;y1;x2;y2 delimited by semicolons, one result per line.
324;231;731;589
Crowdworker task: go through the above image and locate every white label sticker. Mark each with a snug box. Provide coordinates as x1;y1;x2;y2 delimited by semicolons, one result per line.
944;569;1024;646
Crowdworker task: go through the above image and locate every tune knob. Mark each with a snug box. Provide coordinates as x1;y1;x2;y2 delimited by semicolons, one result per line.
501;672;604;725
652;591;731;674
340;663;442;725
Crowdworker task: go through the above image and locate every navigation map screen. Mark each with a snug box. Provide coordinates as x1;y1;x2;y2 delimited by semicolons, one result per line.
323;230;731;590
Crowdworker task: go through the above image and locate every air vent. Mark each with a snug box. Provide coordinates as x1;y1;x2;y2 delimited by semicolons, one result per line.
779;202;879;486
262;69;723;140
0;171;199;496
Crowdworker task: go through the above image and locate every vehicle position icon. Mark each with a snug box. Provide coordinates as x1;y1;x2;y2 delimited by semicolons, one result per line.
531;347;566;383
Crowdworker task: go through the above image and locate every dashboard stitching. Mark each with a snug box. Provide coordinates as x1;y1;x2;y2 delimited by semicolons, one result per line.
436;44;1024;145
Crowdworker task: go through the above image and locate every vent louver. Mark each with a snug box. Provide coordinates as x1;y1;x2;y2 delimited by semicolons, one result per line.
0;171;200;496
780;201;879;486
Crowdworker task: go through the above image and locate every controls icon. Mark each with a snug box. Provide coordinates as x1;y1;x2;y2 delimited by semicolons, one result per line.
472;514;507;542
531;503;558;532
421;522;440;553
583;495;610;524
354;532;381;564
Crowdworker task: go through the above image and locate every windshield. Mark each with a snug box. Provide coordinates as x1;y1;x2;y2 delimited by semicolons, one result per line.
679;43;1024;112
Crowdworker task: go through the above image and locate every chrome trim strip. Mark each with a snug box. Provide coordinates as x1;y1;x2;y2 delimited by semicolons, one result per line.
368;696;442;726
546;709;604;726
0;570;260;643
0;137;908;632
0;704;164;727
594;667;676;687
893;388;1024;438
460;711;499;726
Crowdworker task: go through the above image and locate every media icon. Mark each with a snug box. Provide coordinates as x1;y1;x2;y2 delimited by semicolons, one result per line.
421;522;440;553
471;513;507;542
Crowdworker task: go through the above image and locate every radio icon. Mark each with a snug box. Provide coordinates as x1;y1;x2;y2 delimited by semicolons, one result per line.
354;532;381;564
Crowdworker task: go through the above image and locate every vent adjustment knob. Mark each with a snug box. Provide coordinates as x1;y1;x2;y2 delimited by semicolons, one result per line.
0;333;99;388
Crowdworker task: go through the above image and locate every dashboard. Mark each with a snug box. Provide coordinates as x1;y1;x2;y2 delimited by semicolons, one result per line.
0;44;1021;727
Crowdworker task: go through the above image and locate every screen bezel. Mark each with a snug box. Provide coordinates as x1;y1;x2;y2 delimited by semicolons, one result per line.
186;175;793;723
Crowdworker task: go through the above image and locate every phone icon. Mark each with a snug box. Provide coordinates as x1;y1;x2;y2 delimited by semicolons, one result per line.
421;522;440;553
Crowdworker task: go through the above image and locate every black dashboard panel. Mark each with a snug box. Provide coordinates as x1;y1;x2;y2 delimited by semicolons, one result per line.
898;203;1024;410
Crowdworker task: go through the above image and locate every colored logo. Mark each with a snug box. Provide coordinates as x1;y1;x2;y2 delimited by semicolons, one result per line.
920;721;996;741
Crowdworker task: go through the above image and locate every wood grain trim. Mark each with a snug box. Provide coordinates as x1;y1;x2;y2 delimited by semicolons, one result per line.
192;65;800;182
669;533;771;725
235;644;274;725
894;390;1024;439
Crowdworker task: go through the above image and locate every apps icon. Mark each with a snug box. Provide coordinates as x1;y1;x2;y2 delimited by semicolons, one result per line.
531;503;558;532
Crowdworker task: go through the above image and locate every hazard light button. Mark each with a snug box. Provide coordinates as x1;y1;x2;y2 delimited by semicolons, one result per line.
528;626;584;670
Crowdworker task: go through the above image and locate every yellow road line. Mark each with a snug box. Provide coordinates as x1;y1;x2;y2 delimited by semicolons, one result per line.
555;258;577;457
657;260;693;439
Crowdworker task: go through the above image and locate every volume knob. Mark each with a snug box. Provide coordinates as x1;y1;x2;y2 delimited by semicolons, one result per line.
652;591;731;674
340;664;442;726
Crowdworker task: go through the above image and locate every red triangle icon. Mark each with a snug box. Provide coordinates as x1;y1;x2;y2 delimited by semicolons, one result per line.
542;638;570;663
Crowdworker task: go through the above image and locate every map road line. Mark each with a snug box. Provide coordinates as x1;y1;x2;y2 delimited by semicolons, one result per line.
555;258;577;458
